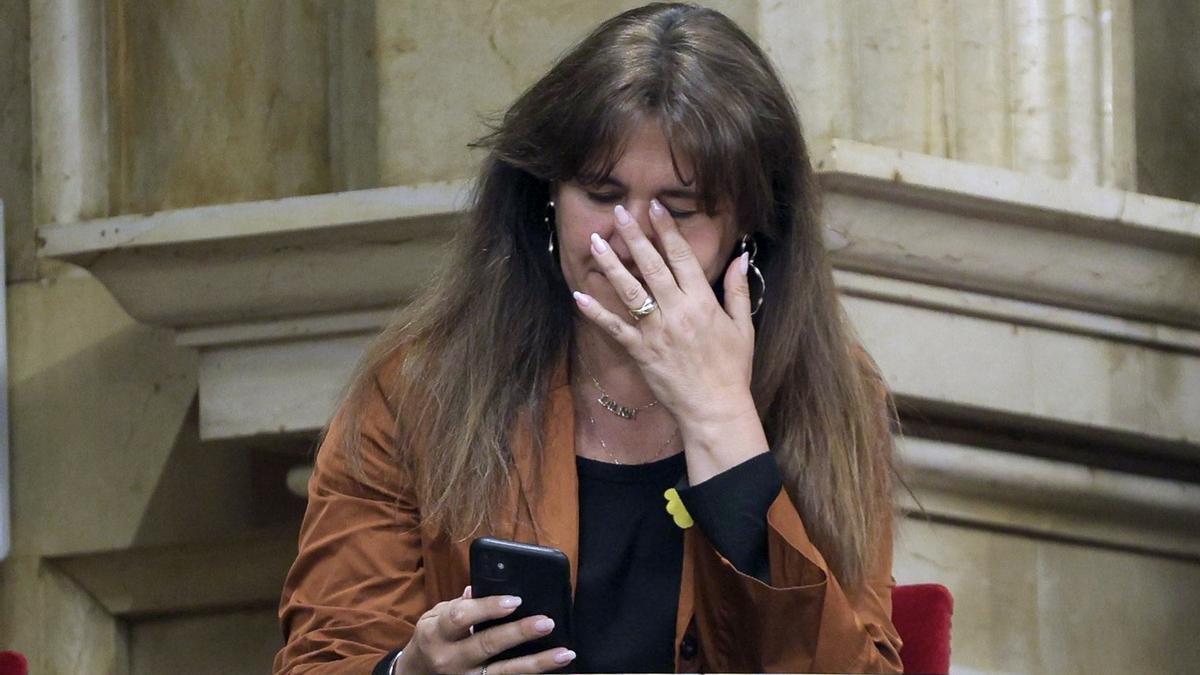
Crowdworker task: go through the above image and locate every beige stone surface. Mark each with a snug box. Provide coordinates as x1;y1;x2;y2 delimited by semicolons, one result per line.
0;555;127;674
30;0;110;225
895;517;1200;674
54;532;297;617
6;266;200;556
198;332;374;440
762;0;1136;189
1134;0;1200;203
375;0;758;186
328;1;381;192
108;0;331;214
129;609;279;675
848;294;1200;449
0;0;36;281
7;1;1199;673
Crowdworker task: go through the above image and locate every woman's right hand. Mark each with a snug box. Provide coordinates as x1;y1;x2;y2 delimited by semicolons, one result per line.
395;587;577;674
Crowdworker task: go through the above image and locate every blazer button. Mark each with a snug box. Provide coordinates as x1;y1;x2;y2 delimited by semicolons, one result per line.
679;634;699;661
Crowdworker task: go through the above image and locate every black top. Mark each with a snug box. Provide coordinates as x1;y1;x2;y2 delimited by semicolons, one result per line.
373;452;783;675
573;451;782;673
572;451;689;673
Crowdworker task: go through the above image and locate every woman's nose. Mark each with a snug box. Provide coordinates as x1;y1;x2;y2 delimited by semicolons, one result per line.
620;201;659;242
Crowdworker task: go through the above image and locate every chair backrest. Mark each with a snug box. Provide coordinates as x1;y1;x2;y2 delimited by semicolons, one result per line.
892;583;954;674
0;651;28;675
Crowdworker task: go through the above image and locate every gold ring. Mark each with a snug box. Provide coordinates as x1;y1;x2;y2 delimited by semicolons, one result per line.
628;296;658;320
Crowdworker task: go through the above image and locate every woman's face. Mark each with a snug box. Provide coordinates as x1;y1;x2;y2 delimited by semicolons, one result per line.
552;119;740;318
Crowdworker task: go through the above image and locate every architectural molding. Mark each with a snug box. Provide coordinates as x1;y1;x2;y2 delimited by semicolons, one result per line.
899;437;1200;560
277;433;1200;561
50;531;295;617
37;180;470;327
35;142;1200;455
820;139;1200;329
36;141;1200;333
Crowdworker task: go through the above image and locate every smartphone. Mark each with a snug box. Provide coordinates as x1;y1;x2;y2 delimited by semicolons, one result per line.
469;537;573;664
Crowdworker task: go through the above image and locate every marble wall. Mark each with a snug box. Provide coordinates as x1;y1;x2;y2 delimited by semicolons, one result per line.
761;0;1136;189
373;0;758;185
109;0;331;214
895;516;1200;674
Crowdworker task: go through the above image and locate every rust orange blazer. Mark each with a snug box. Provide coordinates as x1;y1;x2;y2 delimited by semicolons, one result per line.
274;354;904;673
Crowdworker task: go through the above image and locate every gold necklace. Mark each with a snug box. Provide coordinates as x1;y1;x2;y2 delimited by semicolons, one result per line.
572;352;678;464
584;407;679;465
576;352;658;420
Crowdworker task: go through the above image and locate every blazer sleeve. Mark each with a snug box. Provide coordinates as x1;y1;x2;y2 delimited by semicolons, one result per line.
687;370;904;674
688;487;903;673
273;371;426;674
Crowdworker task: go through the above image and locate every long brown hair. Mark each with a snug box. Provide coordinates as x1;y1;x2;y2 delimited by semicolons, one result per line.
335;2;894;590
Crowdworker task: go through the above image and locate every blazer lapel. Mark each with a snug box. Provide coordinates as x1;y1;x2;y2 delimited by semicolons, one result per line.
509;357;580;593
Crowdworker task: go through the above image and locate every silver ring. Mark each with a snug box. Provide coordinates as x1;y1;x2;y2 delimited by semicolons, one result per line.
481;666;488;675
628;296;658;320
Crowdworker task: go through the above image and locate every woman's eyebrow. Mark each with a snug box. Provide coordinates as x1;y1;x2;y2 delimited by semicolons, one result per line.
596;176;698;199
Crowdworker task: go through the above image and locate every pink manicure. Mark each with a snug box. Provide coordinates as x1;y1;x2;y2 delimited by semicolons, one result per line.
650;199;665;217
614;204;633;225
573;291;592;307
590;232;609;253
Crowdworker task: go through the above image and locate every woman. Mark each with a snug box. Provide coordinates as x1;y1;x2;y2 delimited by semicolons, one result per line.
274;3;903;673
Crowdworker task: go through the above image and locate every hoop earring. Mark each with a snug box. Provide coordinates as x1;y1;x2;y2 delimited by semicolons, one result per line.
545;199;557;254
740;233;765;315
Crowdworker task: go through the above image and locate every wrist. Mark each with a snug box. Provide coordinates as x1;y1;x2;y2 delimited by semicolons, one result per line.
391;647;419;675
677;393;760;444
679;398;768;485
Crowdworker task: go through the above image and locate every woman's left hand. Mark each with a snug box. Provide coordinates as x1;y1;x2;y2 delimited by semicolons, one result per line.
572;200;769;480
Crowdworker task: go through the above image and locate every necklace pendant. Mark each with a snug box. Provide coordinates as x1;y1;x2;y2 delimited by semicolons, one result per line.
598;394;637;420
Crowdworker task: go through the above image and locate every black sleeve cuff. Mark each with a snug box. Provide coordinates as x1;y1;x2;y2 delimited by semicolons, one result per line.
676;452;782;584
373;648;402;675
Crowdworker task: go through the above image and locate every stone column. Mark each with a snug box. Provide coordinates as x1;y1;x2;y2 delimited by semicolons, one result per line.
30;0;109;225
762;0;1136;189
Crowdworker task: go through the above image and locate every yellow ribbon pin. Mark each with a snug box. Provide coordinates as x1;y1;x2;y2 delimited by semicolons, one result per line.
663;488;694;529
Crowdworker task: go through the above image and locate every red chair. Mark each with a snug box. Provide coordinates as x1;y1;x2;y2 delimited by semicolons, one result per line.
892;584;954;674
0;651;28;675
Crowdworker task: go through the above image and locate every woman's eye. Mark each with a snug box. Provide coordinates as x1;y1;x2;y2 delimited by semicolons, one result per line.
584;191;696;219
662;203;698;219
586;192;621;203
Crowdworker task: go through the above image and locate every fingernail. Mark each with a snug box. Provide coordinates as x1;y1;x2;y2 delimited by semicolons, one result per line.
554;650;577;664
650;199;665;217
572;291;592;307
614;204;632;225
535;617;555;633
463;585;472;599
590;232;609;253
739;251;749;275
499;595;522;608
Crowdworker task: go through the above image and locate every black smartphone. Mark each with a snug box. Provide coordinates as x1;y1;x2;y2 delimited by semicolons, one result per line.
469;537;573;665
